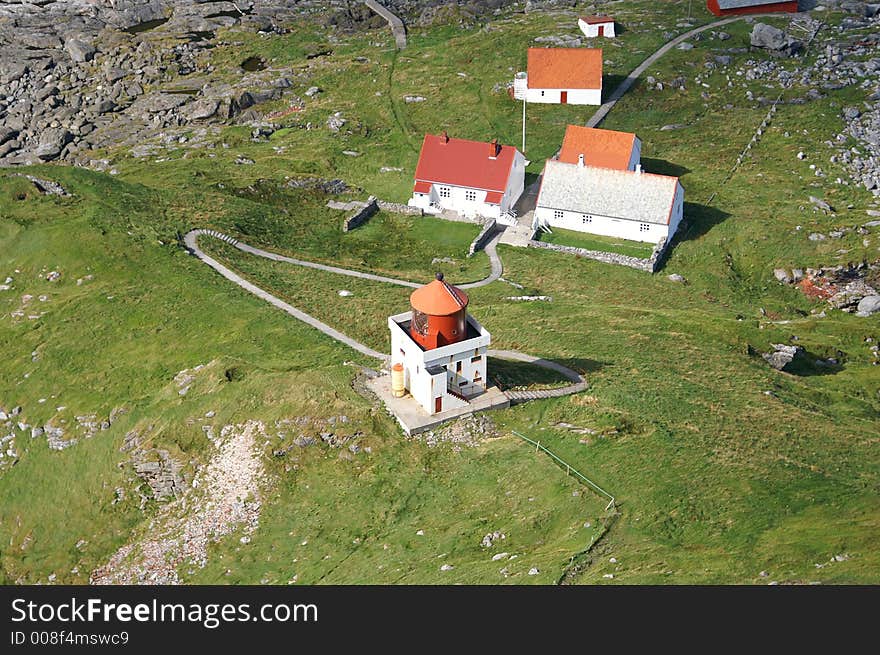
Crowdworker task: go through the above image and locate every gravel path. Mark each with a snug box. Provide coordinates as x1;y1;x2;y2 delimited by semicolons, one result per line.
184;229;587;399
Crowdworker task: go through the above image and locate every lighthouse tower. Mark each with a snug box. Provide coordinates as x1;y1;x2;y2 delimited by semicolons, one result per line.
388;274;491;415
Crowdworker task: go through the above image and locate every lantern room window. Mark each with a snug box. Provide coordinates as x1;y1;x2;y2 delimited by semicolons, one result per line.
412;309;428;336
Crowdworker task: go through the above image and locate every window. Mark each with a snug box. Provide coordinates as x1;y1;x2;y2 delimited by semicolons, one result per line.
582;214;592;224
412;310;428;336
459;381;468;387
639;223;650;233
554;210;564;221
465;190;477;202
439;186;451;198
471;356;482;363
399;348;406;357
456;361;462;374
541;90;545;97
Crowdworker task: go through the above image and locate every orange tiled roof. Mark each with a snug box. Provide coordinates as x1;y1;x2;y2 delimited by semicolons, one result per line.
410;275;469;316
558;125;637;170
527;47;603;90
579;15;614;24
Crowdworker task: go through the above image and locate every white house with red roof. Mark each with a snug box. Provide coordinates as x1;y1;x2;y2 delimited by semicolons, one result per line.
578;15;615;38
408;132;526;223
535;158;684;244
514;48;603;105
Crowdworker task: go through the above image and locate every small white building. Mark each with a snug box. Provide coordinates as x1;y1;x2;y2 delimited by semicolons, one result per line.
389;274;491;416
578;15;616;38
535;159;685;244
513;47;603;106
408;132;526;223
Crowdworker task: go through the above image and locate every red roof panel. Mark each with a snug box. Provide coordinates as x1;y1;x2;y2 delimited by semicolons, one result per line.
413;134;518;193
413;180;432;194
485;191;503;204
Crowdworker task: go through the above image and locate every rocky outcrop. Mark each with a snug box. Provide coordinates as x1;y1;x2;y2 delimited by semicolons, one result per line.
750;23;803;57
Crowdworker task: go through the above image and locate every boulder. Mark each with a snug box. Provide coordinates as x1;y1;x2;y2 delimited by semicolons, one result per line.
64;37;96;63
763;344;805;372
773;268;791;284
856;295;880;317
181;98;220;121
34;128;72;161
750;23;802;56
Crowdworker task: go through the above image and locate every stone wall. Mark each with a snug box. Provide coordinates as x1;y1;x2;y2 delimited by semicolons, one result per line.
377;200;423;215
528;233;674;273
468;218;497;257
343;195;378;232
528;240;654;272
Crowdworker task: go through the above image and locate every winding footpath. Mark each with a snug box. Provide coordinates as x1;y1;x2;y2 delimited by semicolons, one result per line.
183;229;587;401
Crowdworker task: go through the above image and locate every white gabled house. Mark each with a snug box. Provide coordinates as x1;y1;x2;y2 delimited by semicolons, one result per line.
535;159;685;244
578;15;616;38
408;132;526;223
513;47;603;106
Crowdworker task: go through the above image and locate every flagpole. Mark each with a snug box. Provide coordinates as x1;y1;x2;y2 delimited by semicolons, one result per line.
522;97;526;154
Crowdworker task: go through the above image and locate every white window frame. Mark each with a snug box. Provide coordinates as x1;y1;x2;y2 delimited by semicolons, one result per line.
639;223;650;232
439;186;451;199
464;189;477;202
553;209;564;221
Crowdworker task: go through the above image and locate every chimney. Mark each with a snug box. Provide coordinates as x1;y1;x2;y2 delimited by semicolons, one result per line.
577;153;585;167
489;139;500;159
440;130;449;144
635;163;642;174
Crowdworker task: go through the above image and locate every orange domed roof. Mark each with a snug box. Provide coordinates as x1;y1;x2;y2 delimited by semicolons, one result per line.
410;273;468;316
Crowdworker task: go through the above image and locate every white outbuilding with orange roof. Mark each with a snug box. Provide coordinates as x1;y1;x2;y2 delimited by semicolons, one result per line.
578;15;615;38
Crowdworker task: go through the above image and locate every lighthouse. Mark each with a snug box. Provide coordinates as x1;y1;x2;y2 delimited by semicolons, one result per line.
388;273;491;416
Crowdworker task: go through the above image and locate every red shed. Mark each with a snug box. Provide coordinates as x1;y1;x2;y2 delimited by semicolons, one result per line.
707;0;799;16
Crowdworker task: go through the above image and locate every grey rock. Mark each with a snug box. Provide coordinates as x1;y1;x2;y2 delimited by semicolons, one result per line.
667;273;687;283
35;128;72;161
763;344;805;371
327;112;346;132
305;86;321;97
809;196;834;212
714;55;732;66
857;295;880;317
64;37;96;63
773;268;791;284
182;98;220;121
750;23;802;56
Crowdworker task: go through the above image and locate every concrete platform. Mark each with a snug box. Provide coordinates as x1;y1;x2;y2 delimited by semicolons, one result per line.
367;373;510;436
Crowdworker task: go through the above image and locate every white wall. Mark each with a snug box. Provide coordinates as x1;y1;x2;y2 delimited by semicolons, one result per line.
389;314;491;415
502;151;527;213
628;138;642;171
525;87;602;106
536;205;670;244
667;183;685;241
578;20;615;38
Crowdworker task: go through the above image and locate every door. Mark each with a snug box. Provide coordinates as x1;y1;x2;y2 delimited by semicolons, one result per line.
598;25;604;37
560;90;568;104
434;397;442;413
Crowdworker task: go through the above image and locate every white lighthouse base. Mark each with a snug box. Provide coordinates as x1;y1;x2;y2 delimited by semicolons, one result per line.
367;373;510;436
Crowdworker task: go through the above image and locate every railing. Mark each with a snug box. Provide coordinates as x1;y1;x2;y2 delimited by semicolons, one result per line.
512;430;615;511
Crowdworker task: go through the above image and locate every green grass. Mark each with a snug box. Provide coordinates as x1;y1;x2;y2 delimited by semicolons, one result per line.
538;227;656;259
1;2;879;585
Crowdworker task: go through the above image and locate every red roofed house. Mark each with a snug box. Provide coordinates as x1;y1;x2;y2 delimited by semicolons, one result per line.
578;15;615;38
513;48;603;105
706;0;798;16
408;132;526;223
558;125;641;171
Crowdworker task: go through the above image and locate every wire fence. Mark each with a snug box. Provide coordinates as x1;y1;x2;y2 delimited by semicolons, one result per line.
512;430;616;511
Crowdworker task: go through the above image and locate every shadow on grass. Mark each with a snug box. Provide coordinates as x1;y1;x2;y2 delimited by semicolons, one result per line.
490;357;605;390
658;202;732;270
642;158;691;178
